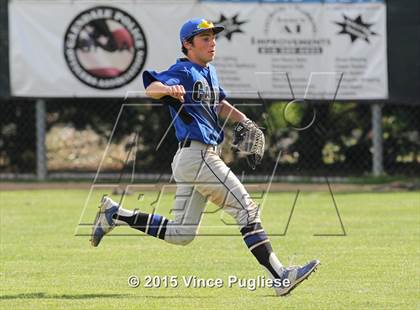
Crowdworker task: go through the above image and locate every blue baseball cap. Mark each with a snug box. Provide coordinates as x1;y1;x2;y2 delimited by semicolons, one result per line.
180;18;224;43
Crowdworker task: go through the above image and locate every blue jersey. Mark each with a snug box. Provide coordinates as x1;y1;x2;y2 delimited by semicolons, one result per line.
142;58;226;145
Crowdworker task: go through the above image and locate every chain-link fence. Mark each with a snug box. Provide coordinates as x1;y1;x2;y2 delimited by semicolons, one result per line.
1;98;419;180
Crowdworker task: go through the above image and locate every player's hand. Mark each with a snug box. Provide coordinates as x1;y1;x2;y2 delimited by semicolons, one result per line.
166;85;185;103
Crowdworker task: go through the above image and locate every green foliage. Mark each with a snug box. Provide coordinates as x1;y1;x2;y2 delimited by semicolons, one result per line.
382;105;420;167
0;99;419;175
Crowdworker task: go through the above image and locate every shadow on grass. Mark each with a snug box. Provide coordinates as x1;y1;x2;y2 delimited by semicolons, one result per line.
0;292;131;300
0;292;217;300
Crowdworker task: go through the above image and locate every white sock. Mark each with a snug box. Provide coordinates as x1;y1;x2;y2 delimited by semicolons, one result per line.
269;252;286;276
117;207;136;217
113;207;136;225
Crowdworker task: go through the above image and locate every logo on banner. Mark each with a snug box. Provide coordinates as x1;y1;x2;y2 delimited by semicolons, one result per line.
254;7;330;55
334;14;378;43
264;6;316;37
64;6;147;89
214;13;248;41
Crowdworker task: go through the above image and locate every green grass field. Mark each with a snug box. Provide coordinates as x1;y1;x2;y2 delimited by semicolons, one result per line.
1;188;419;309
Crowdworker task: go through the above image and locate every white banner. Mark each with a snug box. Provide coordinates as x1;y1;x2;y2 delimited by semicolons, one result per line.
9;0;388;99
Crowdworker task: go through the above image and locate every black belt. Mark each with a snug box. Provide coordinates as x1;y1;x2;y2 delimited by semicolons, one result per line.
179;140;217;151
179;140;192;148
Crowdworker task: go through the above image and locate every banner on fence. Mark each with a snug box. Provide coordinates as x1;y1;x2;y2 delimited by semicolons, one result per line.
9;0;388;99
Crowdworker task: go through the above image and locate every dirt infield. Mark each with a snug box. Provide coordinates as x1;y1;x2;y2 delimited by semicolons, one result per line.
0;182;413;192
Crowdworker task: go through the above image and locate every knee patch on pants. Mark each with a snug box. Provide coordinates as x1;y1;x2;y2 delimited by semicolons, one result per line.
227;201;261;227
164;224;197;246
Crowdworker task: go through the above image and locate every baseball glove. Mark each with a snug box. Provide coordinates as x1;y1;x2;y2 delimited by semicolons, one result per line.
232;119;265;170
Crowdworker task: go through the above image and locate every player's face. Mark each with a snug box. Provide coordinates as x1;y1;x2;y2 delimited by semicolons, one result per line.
187;30;216;66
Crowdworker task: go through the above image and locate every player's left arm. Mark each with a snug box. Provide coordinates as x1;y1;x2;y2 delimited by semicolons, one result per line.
217;99;248;123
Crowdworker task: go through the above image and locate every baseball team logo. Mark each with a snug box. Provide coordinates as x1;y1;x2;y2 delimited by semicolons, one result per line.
64;6;147;89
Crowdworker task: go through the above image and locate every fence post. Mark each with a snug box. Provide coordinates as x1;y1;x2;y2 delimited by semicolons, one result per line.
36;99;47;180
371;103;384;176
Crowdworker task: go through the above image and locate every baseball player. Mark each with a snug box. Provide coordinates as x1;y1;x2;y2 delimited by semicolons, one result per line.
91;18;319;296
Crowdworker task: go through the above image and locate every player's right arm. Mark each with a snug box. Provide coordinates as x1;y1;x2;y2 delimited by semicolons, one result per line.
145;81;186;103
